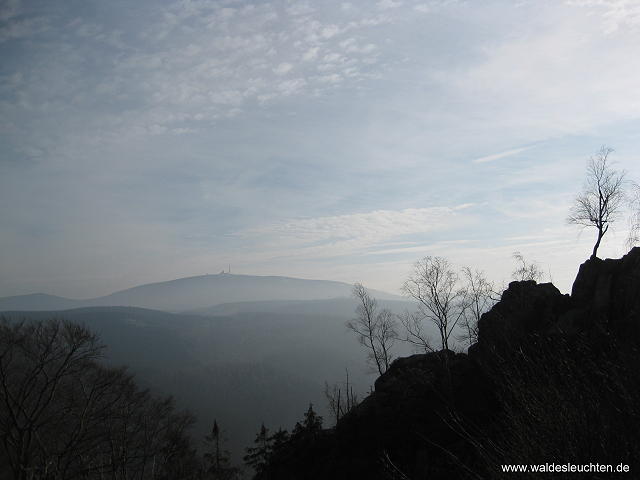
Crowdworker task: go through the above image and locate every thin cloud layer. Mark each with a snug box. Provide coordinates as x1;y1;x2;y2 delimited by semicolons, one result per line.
1;0;640;297
240;205;474;259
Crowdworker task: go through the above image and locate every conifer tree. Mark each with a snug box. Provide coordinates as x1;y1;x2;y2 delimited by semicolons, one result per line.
292;403;323;438
244;423;272;474
203;420;238;480
269;427;289;452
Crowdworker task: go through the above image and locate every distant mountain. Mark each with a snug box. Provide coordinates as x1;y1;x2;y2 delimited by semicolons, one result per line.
0;293;85;311
0;274;402;312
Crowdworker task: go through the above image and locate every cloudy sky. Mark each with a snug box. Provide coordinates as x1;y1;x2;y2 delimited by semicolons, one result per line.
2;0;640;298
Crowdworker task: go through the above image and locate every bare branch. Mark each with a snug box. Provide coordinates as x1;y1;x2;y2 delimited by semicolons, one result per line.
511;252;544;282
324;369;359;424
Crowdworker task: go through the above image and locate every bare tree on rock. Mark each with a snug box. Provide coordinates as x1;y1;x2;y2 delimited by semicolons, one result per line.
627;181;640;250
568;146;626;259
402;256;467;351
324;369;359;424
347;283;397;376
458;267;497;347
511;251;545;282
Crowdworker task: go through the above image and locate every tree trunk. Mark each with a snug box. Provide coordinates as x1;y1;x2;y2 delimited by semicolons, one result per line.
592;226;606;259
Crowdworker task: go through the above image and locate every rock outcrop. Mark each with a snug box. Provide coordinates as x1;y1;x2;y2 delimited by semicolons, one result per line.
568;247;640;341
257;249;640;480
259;350;497;480
473;280;570;354
475;247;640;353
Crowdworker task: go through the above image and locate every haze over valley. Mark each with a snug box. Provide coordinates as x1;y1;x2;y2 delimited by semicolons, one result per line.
0;273;417;462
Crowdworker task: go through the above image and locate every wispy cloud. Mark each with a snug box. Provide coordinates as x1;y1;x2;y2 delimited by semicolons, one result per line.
472;146;531;164
2;0;640;297
239;204;475;260
0;0;397;141
377;0;404;10
567;0;640;34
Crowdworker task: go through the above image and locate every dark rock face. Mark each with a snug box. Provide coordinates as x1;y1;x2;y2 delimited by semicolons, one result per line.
476;247;640;349
475;280;570;353
260;351;497;480
569;247;640;341
257;249;640;480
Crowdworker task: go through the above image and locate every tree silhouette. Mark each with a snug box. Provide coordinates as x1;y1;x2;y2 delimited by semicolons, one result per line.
458;267;497;347
511;251;544;282
204;420;238;479
568;146;626;259
268;428;289;453
347;283;397;375
0;318;201;480
292;404;323;438
402;256;467;351
244;424;271;475
324;369;359;424
628;181;640;249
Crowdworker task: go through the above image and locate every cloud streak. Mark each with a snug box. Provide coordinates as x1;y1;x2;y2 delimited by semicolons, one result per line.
239;205;475;260
472;146;531;164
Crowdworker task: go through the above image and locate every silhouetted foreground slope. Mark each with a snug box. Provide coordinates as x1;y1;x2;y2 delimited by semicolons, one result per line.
259;248;640;480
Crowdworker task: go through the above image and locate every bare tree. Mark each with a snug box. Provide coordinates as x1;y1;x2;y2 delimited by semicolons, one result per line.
627;181;640;250
457;267;497;347
402;256;467;351
0;319;103;480
347;283;397;376
568;146;626;259
0;318;202;480
511;251;545;282
324;369;359;424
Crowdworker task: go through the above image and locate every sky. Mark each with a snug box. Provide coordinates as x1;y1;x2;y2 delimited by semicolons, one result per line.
2;0;640;299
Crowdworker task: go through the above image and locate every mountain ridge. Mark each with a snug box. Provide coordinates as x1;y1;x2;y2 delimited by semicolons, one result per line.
0;273;402;312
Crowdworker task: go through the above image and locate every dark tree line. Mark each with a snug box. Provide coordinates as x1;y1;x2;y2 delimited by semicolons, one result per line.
244;404;322;478
0;318;219;480
0;318;333;480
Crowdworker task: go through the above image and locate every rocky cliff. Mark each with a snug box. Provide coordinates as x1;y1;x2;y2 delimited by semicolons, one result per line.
257;248;640;479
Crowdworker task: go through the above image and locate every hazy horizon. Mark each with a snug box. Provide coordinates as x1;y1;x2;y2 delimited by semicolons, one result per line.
2;0;640;299
0;271;406;308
